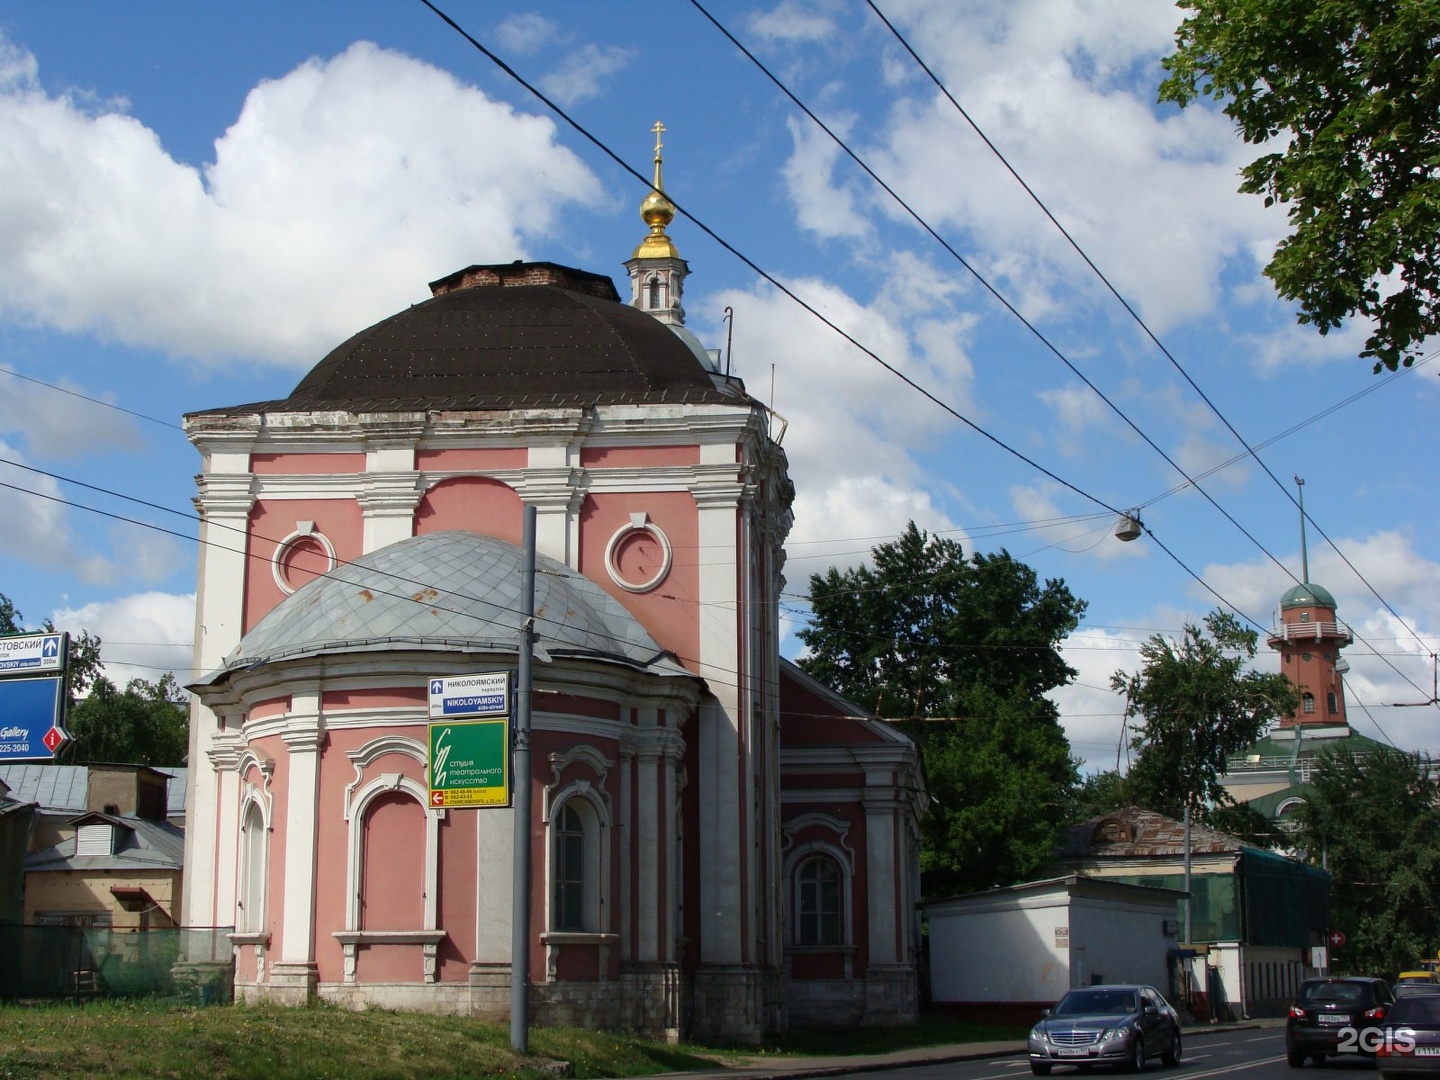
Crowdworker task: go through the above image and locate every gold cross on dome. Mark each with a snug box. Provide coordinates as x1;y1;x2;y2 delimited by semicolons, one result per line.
651;120;666;161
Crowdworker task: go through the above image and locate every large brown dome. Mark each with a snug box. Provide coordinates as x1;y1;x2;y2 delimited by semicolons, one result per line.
193;261;736;417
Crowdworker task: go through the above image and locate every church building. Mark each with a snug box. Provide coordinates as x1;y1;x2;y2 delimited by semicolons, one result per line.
180;131;924;1042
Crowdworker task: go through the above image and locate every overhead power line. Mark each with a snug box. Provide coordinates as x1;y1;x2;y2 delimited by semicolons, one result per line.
864;0;1436;664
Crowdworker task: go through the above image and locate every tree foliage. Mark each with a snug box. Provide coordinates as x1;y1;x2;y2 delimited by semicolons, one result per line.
1112;611;1298;821
798;522;1086;897
1160;0;1440;372
1296;745;1440;978
59;673;190;768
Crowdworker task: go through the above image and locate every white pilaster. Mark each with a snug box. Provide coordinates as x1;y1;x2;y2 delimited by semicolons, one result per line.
182;431;255;927
277;693;323;973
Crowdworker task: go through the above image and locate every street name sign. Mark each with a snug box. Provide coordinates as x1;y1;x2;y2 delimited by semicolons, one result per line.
0;632;67;676
428;671;510;719
0;676;68;761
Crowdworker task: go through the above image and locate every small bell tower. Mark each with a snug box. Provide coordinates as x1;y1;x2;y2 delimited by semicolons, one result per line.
1268;477;1353;737
625;121;689;326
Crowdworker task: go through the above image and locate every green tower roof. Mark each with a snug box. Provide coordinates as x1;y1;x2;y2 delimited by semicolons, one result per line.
1281;582;1337;610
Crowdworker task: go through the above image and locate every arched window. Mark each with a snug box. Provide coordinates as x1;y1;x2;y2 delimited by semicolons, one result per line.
550;796;603;933
1302;692;1316;714
361;791;425;930
646;274;666;310
795;856;841;946
238;801;267;933
554;803;586;932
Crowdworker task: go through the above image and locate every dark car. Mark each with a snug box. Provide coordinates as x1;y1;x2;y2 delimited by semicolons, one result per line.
1287;976;1395;1066
1028;984;1182;1074
1379;992;1440;1079
1395;985;1440;1001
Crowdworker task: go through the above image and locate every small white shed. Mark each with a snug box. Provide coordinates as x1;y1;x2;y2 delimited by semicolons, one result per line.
924;874;1186;1024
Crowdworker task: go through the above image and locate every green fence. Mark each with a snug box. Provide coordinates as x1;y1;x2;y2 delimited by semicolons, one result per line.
0;926;234;1003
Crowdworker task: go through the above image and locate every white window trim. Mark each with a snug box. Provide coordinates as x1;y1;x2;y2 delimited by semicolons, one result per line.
546;785;611;937
270;521;337;596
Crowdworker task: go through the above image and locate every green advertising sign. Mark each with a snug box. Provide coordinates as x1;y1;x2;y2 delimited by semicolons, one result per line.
428;717;510;808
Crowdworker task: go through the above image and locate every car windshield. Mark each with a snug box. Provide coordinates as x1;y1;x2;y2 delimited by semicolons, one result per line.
1391;997;1440;1025
1300;982;1365;1006
1054;989;1139;1016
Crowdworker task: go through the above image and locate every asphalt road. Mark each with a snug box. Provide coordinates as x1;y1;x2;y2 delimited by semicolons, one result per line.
853;1025;1374;1080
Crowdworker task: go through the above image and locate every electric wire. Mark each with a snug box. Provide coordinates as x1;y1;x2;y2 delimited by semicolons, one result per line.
866;0;1438;662
416;0;1285;649
687;0;1431;698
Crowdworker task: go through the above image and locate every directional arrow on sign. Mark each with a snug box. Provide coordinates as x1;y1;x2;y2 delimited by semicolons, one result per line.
431;792;445;806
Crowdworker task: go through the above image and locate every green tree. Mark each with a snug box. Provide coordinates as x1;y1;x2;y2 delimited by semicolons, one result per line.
1159;0;1440;373
1296;745;1440;977
1068;769;1132;823
798;522;1086;897
59;673;189;767
1112;611;1298;822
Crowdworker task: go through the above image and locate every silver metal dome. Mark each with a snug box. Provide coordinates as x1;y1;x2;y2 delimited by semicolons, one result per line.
197;530;689;682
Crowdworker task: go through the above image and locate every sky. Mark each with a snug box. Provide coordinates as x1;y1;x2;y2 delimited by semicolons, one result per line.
0;0;1436;773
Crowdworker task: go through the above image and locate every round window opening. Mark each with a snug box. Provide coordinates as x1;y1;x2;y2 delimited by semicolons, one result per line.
604;515;672;594
272;526;336;595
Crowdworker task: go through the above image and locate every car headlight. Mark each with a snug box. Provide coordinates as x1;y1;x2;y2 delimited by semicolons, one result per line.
1100;1026;1134;1043
1029;1027;1046;1042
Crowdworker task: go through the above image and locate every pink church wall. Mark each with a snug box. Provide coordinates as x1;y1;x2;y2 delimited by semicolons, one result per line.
250;696;290;720
244;499;363;633
778;671;888;747
436;805;477;981
362;792;426;930
578;492;701;669
414;476;524;546
416;447;526;471
322;687;426;710
251;452;366;475
580;445;699;468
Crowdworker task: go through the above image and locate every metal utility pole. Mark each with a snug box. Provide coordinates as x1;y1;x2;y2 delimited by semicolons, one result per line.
510;505;536;1053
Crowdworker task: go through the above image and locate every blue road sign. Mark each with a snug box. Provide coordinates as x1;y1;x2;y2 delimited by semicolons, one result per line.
0;676;68;761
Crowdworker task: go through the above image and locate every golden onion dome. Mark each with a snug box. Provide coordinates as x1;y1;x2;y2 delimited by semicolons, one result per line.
633;120;681;260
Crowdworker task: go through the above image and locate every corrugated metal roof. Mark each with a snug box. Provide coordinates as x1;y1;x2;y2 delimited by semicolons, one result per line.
25;815;184;873
0;764;88;812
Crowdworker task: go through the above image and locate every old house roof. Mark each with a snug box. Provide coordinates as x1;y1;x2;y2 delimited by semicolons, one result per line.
1056;805;1249;860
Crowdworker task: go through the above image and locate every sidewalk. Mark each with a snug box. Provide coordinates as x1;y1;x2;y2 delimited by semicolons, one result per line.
656;1020;1279;1080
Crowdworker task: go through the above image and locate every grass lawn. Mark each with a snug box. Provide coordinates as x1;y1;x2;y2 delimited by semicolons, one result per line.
0;1000;1023;1080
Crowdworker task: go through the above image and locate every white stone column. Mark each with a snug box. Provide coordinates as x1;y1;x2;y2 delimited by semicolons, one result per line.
635;728;661;962
270;692;323;1000
694;474;746;965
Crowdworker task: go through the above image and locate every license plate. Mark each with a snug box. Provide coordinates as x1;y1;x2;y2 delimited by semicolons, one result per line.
1318;1015;1348;1024
1057;1049;1091;1057
1416;1048;1440;1056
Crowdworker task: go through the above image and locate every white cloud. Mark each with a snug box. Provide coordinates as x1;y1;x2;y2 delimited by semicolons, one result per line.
748;1;842;44
769;0;1283;337
782;117;870;241
0;39;604;368
52;590;195;688
493;13;561;55
0;443;114;582
538;43;634;107
0;370;143;456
